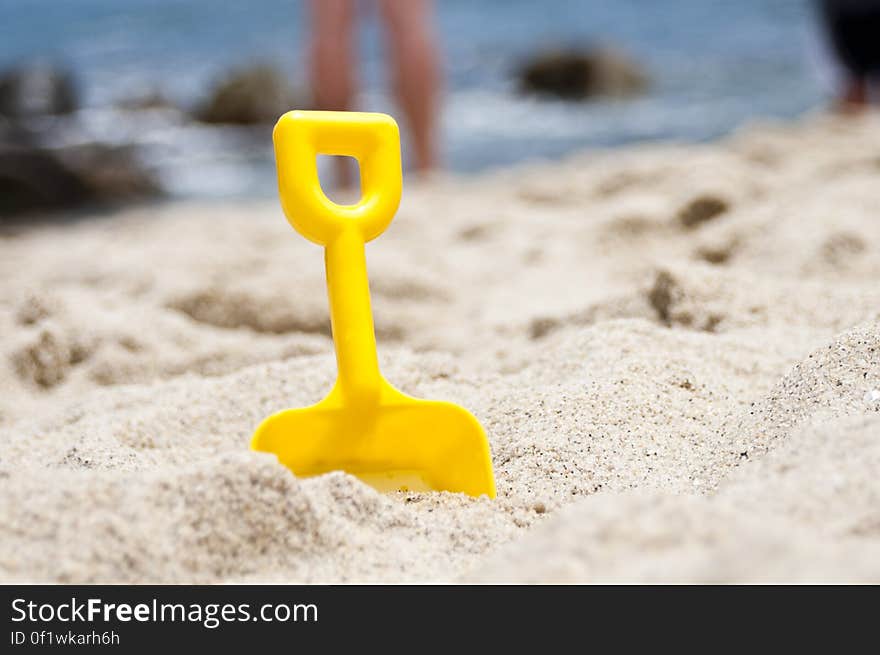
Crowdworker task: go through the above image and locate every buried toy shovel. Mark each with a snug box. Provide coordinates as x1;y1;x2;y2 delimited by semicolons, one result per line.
251;110;496;498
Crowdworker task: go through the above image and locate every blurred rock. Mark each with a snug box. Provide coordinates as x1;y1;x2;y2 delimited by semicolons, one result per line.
55;143;161;200
0;63;77;119
196;64;304;125
0;129;161;218
517;47;648;100
0;145;88;216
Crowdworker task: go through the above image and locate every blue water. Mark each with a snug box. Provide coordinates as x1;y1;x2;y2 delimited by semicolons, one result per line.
0;0;832;197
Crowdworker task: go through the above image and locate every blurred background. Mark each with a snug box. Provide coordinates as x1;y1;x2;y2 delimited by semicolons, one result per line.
0;0;852;211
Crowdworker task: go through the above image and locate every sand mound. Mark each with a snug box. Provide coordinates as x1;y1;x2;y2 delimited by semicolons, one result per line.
469;412;880;583
469;319;880;583
468;490;880;584
725;321;880;457
2;112;880;582
0;453;320;582
719;414;880;539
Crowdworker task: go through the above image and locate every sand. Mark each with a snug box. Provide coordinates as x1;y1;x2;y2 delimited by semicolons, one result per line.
1;111;879;583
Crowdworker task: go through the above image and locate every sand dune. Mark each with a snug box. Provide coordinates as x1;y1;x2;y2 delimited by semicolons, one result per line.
1;111;879;582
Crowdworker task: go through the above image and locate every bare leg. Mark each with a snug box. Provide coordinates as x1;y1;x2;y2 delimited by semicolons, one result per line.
378;0;442;173
309;0;357;188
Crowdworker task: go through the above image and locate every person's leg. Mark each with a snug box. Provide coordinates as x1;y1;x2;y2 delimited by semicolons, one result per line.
821;6;876;112
378;0;441;173
309;0;357;187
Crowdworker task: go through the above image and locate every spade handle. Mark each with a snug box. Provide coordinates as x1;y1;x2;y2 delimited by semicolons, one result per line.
273;111;403;404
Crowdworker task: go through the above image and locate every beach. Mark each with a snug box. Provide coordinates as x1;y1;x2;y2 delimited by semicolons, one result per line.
1;111;879;583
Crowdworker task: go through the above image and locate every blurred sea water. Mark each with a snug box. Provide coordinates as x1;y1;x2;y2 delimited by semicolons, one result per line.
0;0;833;198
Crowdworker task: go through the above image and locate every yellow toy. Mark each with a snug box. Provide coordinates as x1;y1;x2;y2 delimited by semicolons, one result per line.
251;110;496;498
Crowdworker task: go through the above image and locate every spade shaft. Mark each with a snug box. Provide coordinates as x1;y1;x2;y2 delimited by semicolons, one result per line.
326;227;381;405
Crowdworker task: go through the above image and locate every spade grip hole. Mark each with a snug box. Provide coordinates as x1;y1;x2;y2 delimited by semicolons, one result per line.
317;155;361;205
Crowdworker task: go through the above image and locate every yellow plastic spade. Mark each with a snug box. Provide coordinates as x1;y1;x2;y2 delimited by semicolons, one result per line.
251;110;496;498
